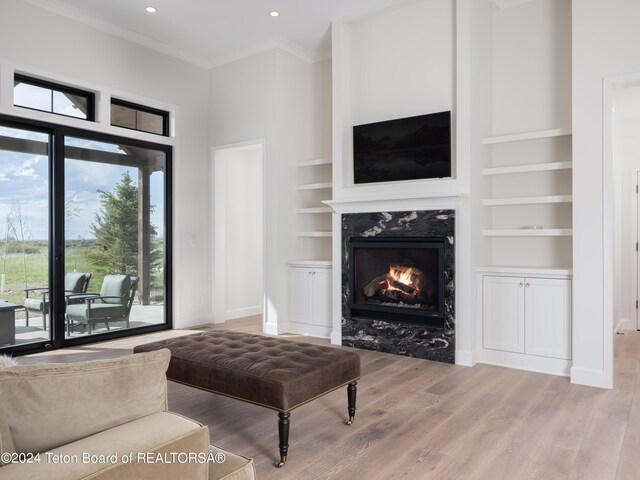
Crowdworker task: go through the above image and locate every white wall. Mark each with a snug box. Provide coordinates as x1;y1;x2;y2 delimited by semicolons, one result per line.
210;50;331;334
212;145;263;322
333;0;459;201
0;0;212;328
572;0;640;388
492;0;571;134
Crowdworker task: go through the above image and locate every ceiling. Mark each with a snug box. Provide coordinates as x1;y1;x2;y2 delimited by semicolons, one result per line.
24;0;403;68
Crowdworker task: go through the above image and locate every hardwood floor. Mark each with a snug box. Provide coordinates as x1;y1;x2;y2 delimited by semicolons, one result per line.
18;318;640;479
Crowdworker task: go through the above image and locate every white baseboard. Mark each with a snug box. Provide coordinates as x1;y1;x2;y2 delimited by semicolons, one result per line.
455;349;477;367
570;366;612;389
264;321;279;336
479;349;571;377
173;315;212;329
616;317;636;332
331;330;342;346
286;322;331;339
223;305;262;321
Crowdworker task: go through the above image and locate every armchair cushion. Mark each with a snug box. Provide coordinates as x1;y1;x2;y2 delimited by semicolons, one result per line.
24;298;47;312
0;349;170;454
64;272;88;294
100;275;131;305
66;303;127;321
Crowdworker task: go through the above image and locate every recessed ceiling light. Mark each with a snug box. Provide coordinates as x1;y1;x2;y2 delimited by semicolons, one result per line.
269;11;280;17
145;6;157;13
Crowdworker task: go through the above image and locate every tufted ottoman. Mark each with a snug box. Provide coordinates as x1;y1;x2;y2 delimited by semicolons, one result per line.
133;330;360;467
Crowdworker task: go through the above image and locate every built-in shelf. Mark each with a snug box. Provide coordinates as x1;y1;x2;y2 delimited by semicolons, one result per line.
297;158;331;167
296;207;333;214
296;182;333;191
483;128;571;145
296;231;332;238
483;195;572;206
483;229;573;237
483;161;573;176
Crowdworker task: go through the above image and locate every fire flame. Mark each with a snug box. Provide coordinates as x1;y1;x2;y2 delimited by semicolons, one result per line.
381;264;420;296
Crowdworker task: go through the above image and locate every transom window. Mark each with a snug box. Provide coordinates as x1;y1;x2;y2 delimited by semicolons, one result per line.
111;99;169;137
13;74;95;121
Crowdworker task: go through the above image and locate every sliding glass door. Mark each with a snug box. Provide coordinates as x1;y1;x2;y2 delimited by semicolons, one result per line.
64;137;167;338
0;125;51;348
0;116;171;354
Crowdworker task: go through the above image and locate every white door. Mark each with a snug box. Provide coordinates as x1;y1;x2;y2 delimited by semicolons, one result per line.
525;278;572;359
483;276;525;353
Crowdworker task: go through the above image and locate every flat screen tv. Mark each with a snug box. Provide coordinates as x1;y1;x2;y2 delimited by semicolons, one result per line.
353;111;451;184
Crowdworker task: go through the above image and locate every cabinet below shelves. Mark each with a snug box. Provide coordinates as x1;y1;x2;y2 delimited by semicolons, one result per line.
288;264;332;338
477;269;572;376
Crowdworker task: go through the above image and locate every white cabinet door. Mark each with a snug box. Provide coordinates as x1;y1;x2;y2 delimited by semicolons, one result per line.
289;267;313;325
525;278;572;359
312;268;332;327
483;275;525;353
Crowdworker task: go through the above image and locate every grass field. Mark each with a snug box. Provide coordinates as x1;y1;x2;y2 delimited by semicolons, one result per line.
0;240;163;306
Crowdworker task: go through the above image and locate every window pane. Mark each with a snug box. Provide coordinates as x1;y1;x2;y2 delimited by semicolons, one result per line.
136;111;164;135
64;137;167;338
14;82;52;112
0;125;51;348
111;104;136;130
53;91;88;119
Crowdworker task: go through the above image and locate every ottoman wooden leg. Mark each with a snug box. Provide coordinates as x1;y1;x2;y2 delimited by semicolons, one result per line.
346;381;357;425
277;411;290;467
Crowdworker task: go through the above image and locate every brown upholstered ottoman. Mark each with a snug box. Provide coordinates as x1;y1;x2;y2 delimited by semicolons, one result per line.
133;330;360;467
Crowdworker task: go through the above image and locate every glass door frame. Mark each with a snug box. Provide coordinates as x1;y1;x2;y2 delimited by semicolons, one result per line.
0;114;173;355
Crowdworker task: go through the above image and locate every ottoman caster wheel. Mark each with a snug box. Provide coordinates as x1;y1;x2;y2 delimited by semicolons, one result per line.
276;456;287;468
345;415;355;426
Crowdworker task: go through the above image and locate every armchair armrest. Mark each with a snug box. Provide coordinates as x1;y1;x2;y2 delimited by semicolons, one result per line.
24;287;49;299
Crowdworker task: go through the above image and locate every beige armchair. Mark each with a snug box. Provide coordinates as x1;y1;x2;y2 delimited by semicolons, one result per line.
0;350;255;480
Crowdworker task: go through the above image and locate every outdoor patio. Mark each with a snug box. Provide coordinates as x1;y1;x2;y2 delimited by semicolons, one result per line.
4;304;165;346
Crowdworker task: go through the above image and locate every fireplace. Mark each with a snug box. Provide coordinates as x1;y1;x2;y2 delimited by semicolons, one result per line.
341;209;455;363
348;237;445;328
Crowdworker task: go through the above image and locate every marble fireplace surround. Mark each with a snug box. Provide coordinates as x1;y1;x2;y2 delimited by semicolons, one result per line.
326;194;464;365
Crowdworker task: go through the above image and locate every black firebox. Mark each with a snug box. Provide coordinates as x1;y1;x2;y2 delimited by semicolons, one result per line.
348;237;445;328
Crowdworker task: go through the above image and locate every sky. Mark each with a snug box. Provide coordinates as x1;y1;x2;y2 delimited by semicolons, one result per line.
0;125;165;241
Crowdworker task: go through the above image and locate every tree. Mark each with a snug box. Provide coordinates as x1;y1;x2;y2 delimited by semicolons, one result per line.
88;171;156;275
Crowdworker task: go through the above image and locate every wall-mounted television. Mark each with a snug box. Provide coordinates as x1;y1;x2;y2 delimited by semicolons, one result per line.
353;111;451;184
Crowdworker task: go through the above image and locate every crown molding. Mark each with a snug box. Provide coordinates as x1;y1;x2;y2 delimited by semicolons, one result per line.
210;37;331;69
21;0;211;69
490;0;537;10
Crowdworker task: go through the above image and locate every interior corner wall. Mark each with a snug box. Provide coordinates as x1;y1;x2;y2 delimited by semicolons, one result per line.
0;0;212;328
210;50;331;333
572;0;640;388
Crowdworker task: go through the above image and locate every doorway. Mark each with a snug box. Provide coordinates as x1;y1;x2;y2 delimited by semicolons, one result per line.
212;142;264;324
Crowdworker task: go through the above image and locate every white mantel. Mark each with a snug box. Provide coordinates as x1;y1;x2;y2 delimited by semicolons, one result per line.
323;192;468;214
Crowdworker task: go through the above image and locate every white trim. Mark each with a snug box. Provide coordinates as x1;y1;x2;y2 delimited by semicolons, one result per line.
597;73;640;390
483;161;573;176
223;306;263;321
286;322;332;339
635;170;640;330
21;0;211;69
173;315;212;330
324;193;467;214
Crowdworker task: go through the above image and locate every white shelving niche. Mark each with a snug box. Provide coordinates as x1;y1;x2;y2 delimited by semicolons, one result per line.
295;158;332;259
483;128;573;268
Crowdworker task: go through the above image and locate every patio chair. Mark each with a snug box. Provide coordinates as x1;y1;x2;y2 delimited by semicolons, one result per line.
24;272;91;330
65;275;139;335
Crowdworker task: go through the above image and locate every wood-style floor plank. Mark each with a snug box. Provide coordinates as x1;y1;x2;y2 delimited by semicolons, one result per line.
17;316;640;479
